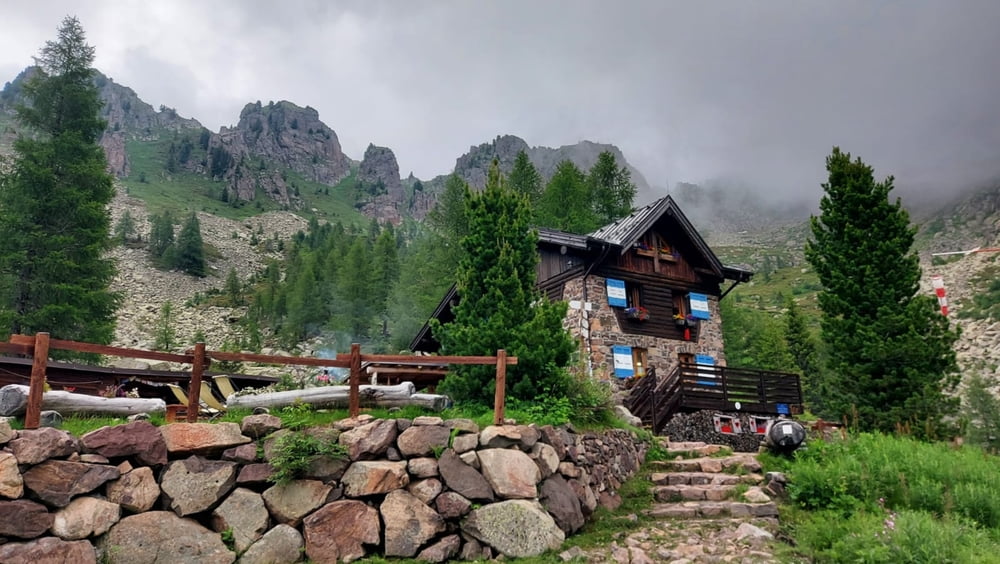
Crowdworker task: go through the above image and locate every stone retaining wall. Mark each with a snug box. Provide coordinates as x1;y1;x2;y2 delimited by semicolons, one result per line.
0;414;647;563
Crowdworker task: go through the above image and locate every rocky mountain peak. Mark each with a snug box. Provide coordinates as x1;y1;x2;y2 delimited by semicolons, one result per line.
453;134;651;194
356;143;405;223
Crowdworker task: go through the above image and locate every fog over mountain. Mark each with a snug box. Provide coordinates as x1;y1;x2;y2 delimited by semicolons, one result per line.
2;1;999;207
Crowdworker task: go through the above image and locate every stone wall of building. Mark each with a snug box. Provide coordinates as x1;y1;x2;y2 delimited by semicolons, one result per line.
562;275;728;383
0;414;647;563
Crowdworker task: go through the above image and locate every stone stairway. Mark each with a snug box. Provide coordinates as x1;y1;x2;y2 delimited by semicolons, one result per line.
645;441;780;520
636;441;785;563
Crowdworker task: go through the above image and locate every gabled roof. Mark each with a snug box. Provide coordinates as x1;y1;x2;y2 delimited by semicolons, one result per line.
537;227;590;251
589;195;725;278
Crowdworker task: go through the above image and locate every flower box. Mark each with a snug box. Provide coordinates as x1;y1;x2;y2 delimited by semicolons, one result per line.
624;307;649;321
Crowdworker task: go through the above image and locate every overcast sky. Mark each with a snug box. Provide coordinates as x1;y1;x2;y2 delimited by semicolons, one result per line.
2;1;999;204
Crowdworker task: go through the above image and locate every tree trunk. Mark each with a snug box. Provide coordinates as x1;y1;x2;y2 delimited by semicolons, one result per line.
0;384;166;417
225;382;451;411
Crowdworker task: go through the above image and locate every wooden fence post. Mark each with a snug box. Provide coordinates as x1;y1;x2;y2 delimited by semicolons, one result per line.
493;349;507;426
349;343;361;418
24;333;48;429
186;342;206;423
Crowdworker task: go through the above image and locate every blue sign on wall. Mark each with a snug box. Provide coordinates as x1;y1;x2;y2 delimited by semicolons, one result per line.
689;293;711;320
606;279;627;308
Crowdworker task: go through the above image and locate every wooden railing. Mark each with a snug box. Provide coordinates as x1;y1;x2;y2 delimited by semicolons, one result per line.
625;363;803;434
4;333;517;429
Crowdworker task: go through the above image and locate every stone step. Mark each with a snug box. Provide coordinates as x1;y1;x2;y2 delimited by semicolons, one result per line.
645;500;779;519
650;454;762;474
650;471;763;486
663;441;728;458
653;484;737;502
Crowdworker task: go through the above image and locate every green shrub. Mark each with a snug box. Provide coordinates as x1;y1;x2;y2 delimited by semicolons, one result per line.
268;429;346;484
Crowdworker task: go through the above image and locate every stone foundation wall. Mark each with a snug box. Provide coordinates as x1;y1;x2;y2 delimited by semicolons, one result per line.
0;414;647;563
562;275;728;384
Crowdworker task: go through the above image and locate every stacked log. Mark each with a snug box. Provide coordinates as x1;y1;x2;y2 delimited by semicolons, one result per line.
0;384;166;417
225;382;451;411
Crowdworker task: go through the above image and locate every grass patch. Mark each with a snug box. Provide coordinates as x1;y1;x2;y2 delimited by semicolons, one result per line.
775;432;1000;562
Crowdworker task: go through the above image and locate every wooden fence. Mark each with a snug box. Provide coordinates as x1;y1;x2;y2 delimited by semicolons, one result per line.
3;333;517;429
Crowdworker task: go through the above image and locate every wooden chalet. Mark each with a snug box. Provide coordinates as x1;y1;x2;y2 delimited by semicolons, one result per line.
412;195;803;431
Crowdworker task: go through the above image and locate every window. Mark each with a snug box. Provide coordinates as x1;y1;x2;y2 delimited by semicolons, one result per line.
627;282;643;308
632;348;648;377
672;293;687;317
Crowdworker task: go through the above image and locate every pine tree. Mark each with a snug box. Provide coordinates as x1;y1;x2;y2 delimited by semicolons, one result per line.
805;147;959;435
426;173;470;270
432;159;576;405
174;212;206;277
114;210;138;245
587;151;636;224
371;228;400;337
538;160;597;233
0;16;119;344
507;150;543;211
224;267;242;306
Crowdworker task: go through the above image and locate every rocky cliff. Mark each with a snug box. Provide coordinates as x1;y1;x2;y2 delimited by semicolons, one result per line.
454;134;652;194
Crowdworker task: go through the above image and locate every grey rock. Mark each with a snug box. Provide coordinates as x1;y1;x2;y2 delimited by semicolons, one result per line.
105;466;159;513
239;524;303;564
396;424;451;457
463;499;565;558
407;456;439;478
303;500;380;563
50;496;121;540
338;418;398;460
437;449;494;502
159;456;237;516
539;475;585;534
416;534;461;563
211;488;269;552
435;491;472;519
341;460;409;497
407;477;443;505
39;410;62;428
478;448;541;499
262;480;331;526
240;413;282;438
99;511;234;564
381;489;446;557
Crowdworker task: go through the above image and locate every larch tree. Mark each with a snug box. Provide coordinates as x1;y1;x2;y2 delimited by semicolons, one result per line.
432;159;576;405
507;150;543;211
0;16;119;345
537;160;596;234
805;147;959;436
587;151;636;225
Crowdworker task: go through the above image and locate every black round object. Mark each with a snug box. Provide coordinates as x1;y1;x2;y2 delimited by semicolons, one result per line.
765;419;806;453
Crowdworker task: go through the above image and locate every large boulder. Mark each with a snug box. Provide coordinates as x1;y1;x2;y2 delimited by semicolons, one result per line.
338;419;398;460
262;480;332;526
0;499;53;538
22;460;119;507
380;489;446;557
239;524;303;564
159;456;237;516
303;500;380;563
462;499;565;558
477;448;541;499
539;474;585;534
396;424;451;457
50;496;121;540
437;449;494;502
240;413;282;438
8;427;77;465
0;537;96;564
211;488;270;553
105;466;160;513
79;421;167;466
98;511;234;564
160;423;250;455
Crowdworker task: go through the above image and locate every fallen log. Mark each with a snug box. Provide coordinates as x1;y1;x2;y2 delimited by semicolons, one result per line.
0;384;166;417
225;382;452;411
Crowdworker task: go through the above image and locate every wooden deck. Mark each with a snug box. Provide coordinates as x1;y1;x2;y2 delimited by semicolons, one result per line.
625;364;803;434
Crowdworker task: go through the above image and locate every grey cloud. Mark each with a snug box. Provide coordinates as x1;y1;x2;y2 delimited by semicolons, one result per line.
3;1;999;206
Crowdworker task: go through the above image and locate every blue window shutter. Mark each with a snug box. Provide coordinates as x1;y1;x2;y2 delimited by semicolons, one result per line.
689;293;710;320
607;279;627;308
612;346;634;378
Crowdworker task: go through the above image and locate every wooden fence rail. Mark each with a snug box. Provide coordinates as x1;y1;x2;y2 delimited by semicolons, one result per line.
6;333;517;429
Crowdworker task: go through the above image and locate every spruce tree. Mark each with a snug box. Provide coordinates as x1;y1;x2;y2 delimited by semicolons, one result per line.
507;150;543;211
783;297;822;409
0;16;119;344
148;210;175;259
805;147;959;435
432;159;576;405
425;173;470;270
537;160;596;233
174;212;206;277
371;228;400;337
587;151;636;224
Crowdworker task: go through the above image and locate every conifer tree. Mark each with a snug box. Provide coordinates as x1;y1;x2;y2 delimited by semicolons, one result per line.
783;297;822;408
432;159;576;404
371;227;400;337
174;212;206;277
805;147;959;435
426;173;470;270
148;210;175;259
0;16;119;344
507;150;543;211
587;151;636;224
538;160;597;233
